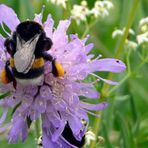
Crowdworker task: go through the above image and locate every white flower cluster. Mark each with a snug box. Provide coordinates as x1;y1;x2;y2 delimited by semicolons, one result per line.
47;0;113;24
139;17;148;33
90;0;113;18
137;17;148;45
48;0;67;8
112;17;148;50
71;0;113;24
71;0;89;24
112;28;138;50
85;130;96;145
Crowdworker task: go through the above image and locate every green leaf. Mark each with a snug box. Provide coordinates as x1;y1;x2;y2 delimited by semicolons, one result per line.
11;102;21;116
0;92;10;100
102;120;113;148
116;111;134;148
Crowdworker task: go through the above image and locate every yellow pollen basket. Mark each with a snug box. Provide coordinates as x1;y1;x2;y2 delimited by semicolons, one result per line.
55;62;65;77
10;58;44;69
0;69;10;84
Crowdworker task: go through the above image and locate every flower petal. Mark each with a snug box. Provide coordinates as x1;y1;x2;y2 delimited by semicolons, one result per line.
79;88;100;99
8;116;26;143
89;58;126;73
0;123;11;133
52;122;65;142
85;43;94;54
80;102;108;111
0;108;8;124
96;75;119;85
0;35;5;69
44;14;54;38
68;115;82;135
0;35;4;50
0;4;20;32
52;19;70;49
34;96;47;113
34;13;42;24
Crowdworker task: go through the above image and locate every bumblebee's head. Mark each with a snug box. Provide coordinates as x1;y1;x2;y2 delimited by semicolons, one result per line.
16;21;43;42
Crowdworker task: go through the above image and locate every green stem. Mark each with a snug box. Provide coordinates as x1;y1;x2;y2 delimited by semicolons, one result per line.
102;0;139;95
90;0;140;148
81;19;99;38
115;0;139;58
126;49;132;74
35;118;41;148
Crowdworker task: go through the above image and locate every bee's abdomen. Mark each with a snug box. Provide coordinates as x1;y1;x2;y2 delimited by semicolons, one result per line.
10;57;45;79
12;67;44;79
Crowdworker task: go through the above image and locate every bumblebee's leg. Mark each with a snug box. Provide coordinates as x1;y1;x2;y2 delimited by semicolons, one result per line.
42;52;65;77
5;61;15;81
43;37;53;51
4;36;16;57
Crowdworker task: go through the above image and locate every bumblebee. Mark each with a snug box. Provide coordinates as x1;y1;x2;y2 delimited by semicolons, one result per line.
1;21;64;87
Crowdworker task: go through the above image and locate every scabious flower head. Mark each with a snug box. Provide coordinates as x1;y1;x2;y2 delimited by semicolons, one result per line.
71;1;90;24
0;4;126;148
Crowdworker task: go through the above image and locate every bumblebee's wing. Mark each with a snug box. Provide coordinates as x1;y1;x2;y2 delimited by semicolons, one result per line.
14;34;40;73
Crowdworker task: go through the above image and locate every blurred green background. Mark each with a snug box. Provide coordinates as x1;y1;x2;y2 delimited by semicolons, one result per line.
0;0;148;148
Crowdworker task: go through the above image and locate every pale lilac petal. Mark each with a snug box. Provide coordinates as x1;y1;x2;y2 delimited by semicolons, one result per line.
0;123;11;133
68;116;82;135
34;96;47;113
85;43;94;54
0;35;4;50
82;35;90;44
79;88;100;99
0;4;20;31
44;14;54;38
42;128;57;148
52;19;70;49
97;76;119;85
70;34;78;41
8;117;26;143
0;108;8;124
29;110;39;121
43;128;77;148
89;58;126;73
21;122;28;142
52;122;65;142
80;102;108;111
34;13;42;24
40;85;52;100
0;35;6;68
48;114;62;128
0;96;19;108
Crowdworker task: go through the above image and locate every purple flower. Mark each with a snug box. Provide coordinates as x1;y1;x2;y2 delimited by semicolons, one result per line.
0;4;126;148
